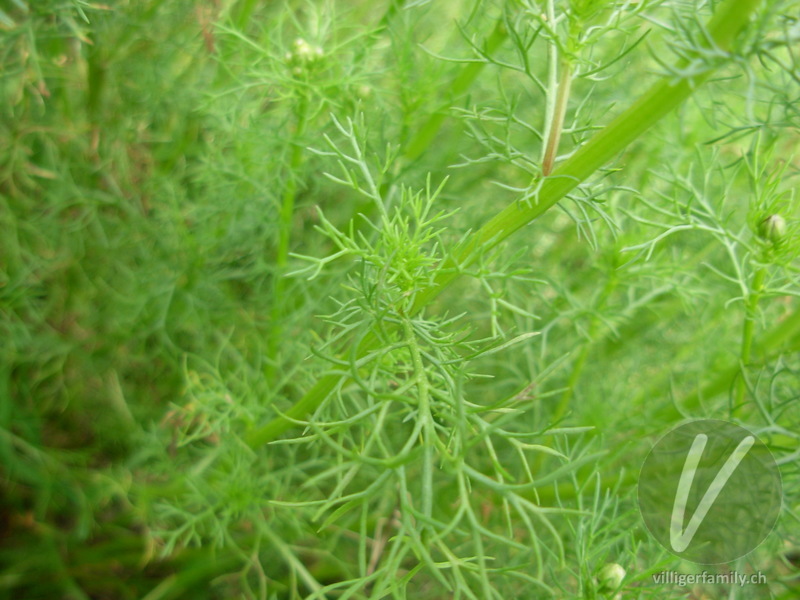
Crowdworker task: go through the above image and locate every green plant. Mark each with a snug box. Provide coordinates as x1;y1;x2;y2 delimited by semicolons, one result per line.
2;0;799;598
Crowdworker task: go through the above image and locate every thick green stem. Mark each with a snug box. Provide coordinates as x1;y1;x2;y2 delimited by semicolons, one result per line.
248;0;764;448
409;0;760;312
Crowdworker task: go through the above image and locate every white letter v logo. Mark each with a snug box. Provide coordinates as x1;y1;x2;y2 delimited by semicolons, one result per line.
670;433;755;553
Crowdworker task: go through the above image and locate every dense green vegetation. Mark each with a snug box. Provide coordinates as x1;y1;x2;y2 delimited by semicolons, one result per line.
1;0;799;598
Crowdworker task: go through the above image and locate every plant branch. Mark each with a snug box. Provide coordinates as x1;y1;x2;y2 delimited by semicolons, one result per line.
542;59;572;176
404;18;508;162
540;0;559;169
248;0;764;448
268;94;309;374
403;318;435;524
734;264;767;414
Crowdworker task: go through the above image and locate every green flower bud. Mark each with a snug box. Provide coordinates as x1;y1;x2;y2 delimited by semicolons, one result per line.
285;38;325;72
758;214;786;244
597;563;626;591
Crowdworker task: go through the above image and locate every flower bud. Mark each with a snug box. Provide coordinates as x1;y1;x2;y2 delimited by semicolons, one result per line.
758;214;786;244
295;38;323;62
285;38;324;72
597;563;626;591
356;84;372;99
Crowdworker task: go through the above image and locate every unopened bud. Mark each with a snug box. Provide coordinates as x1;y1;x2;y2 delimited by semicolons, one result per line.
597;563;626;591
758;214;786;244
286;38;324;70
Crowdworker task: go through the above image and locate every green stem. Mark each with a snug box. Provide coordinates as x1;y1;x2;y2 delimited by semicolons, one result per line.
409;0;760;312
278;96;309;271
248;0;764;448
553;273;617;423
555;327;594;422
261;524;326;598
403;18;508;162
403;318;434;523
741;267;767;365
654;304;800;423
268;94;309;374
540;0;559;167
233;0;259;29
542;59;572;176
379;0;408;26
734;264;766;414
